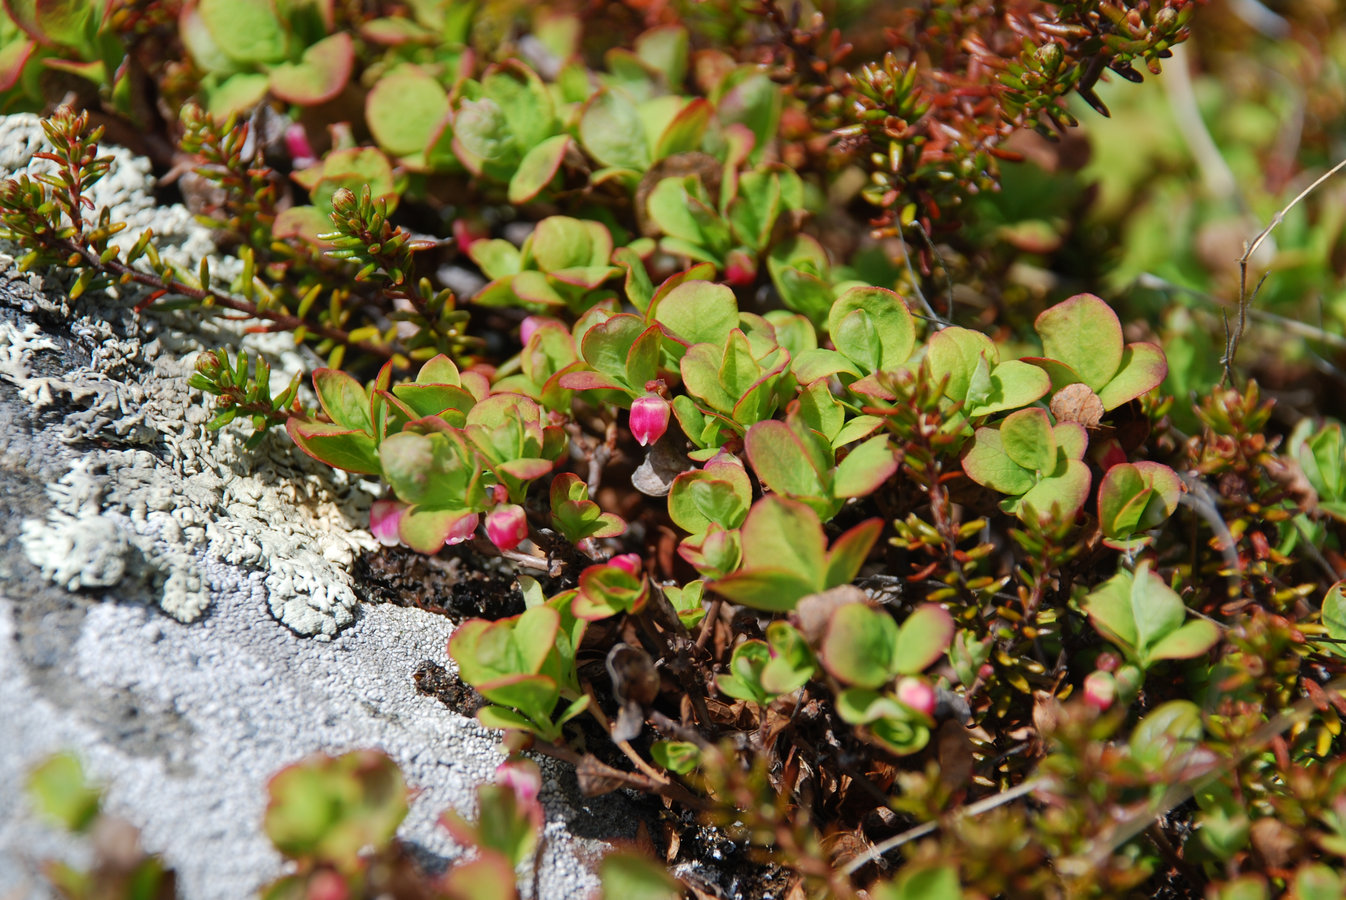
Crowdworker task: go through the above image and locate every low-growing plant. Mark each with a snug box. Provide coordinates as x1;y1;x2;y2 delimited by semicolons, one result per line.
8;2;1346;897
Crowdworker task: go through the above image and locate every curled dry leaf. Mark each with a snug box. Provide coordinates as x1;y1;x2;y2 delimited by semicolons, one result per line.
1050;382;1105;428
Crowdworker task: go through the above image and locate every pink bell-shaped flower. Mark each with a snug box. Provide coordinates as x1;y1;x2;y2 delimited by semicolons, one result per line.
486;504;529;552
629;394;670;447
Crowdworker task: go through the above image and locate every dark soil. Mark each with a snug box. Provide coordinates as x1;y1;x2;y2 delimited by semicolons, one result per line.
351;543;526;621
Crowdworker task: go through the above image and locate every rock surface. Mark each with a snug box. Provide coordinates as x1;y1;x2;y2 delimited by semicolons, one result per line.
0;115;636;899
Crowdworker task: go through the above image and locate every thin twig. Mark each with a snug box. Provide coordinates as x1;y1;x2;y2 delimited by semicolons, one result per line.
1225;156;1346;383
895;226;940;325
840;777;1050;875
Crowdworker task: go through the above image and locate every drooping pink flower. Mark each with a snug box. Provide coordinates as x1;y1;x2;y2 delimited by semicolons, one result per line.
608;553;643;576
896;677;936;717
486;505;529;552
370;500;405;547
1082;670;1117;711
629;395;671;447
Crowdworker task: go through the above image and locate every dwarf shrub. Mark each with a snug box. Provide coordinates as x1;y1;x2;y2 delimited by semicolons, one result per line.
6;1;1346;898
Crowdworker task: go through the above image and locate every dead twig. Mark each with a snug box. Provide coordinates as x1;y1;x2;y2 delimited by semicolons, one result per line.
1224;156;1346;384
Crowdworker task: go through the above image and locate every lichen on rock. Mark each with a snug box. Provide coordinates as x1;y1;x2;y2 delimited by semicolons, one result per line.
0;114;378;635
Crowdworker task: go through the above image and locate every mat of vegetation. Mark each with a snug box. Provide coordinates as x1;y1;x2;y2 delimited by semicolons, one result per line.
6;0;1346;898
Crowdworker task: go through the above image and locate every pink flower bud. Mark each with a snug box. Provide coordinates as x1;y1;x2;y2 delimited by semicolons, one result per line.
486;505;529;552
443;512;479;547
724;248;757;286
306;869;349;900
496;759;542;809
896;677;936;717
283;123;315;169
608;553;642;576
452;217;489;252
369;500;405;547
1083;670;1116;711
629;395;670;447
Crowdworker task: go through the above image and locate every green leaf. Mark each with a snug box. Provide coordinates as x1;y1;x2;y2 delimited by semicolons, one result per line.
477;673;559;718
312;368;372;433
634;24;688;90
998;407;1055;474
398;507;477;555
366;65;449;158
481;61;555;154
286;419;380;475
832;435;897;498
509;134;571;203
204;71;271;118
650;741;700;775
532;216;611;272
653;280;738;347
728;169;781;250
580;88;650;170
1034;293;1124;393
716;640;771;704
760;622;816;695
1130;699;1203;772
579;313;647;388
308;147;397;213
601;851;682;900
1081;568;1139;653
614;246;654;313
709;567;818;612
873;865;962;900
469;239;522;280
264;750;408;863
744;419;828;500
926;326;996;402
961;427;1035;496
967;360;1051;417
653;97;712;160
199;0;287;64
27;753;100;833
646;175;708;246
268;32;352;105
476;704;549;737
792;348;862;384
1323;581;1346;657
822;602;899;688
1293;864;1343;900
716;70;781;162
1099;462;1181;547
893;605;955;674
1096;341;1168;410
1147;619;1220;662
1129;559;1187;655
824;518;882;588
797;379;844;442
827;286;915;373
1014;458;1090;523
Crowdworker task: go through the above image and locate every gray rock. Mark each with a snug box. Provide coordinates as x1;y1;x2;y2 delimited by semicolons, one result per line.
0;116;639;899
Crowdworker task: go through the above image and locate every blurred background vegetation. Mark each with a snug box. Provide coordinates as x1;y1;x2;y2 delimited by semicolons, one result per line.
967;0;1346;428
